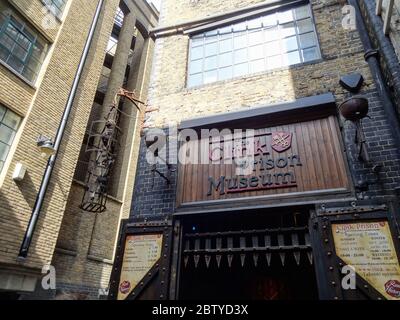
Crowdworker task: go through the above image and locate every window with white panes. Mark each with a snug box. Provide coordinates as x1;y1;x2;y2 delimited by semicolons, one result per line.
187;3;321;87
0;104;22;173
0;2;49;83
43;0;68;19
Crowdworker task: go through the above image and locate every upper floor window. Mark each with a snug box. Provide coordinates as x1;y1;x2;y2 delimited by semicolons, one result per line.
187;4;321;87
0;104;22;173
43;0;67;19
0;4;49;83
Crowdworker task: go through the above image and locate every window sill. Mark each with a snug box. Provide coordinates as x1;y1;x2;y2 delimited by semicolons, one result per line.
185;58;324;92
87;255;114;265
0;59;37;90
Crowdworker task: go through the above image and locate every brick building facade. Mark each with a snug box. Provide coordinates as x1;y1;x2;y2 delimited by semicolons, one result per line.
0;0;158;300
112;0;400;300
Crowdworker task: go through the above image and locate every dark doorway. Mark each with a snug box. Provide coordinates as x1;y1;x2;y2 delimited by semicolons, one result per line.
178;207;319;300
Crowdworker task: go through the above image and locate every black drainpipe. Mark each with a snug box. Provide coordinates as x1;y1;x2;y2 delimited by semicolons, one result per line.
348;0;400;158
18;0;105;259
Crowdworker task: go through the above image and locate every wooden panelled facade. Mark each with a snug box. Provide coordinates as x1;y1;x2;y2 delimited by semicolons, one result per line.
177;115;351;207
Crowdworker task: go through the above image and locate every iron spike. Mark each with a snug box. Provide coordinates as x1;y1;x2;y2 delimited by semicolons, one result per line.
294;252;301;266
279;252;286;266
216;255;222;268
253;253;259;267
266;253;272;266
205;255;211;268
184;256;189;268
240;254;246;267
227;254;233;268
307;251;313;265
194;255;200;268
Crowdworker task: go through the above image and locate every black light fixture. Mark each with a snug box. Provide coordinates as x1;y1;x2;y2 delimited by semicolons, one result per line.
339;96;370;162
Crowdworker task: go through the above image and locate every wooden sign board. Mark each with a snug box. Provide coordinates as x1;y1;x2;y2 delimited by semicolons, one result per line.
332;221;400;300
117;234;163;300
177;116;351;208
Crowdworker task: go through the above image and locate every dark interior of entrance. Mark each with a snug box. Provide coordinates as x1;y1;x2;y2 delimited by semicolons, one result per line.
178;208;319;300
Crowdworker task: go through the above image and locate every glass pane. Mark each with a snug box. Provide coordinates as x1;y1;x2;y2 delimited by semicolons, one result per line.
247;17;263;30
219;52;232;68
0;34;16;52
234;32;247;49
249;59;265;73
278;10;294;24
189;59;202;74
302;47;319;62
295;5;310;20
249;44;264;60
10;17;23;30
282;36;298;53
27;56;41;73
188;73;202;87
219;38;232;53
0;105;6;121
283;50;301;66
297;18;313;34
267;55;282;69
0;45;10;61
219;66;232;81
265;26;279;41
3;110;21;129
248;30;263;46
233;63;248;77
0;142;10;161
234;48;247;64
191;46;203;60
205;29;218;37
263;13;278;27
204;56;217;71
22;66;35;81
0;161;3;173
265;40;280;56
0;124;15;144
233;21;247;32
204;69;217;84
281;22;296;38
299;32;316;48
5;24;18;40
13;44;28;61
219;25;232;37
205;42;217;57
32;42;45;61
204;33;218;43
7;55;24;73
191;36;203;47
16;33;31;50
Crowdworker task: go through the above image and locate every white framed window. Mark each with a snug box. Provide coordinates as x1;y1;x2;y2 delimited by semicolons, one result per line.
187;3;321;87
0;104;22;173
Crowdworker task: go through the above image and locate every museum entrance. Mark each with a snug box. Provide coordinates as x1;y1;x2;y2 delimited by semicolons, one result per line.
178;208;319;300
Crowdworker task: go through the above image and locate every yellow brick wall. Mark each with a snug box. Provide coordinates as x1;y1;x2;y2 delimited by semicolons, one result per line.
146;0;374;128
53;182;117;290
9;0;61;42
0;0;119;272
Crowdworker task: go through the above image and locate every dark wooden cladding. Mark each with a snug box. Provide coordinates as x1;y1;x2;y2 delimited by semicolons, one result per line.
177;116;350;207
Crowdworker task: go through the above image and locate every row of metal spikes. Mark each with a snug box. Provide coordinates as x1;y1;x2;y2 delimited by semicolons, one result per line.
183;250;313;269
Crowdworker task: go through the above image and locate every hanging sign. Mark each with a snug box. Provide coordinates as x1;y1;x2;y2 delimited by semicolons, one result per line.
332;221;400;300
117;234;163;300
